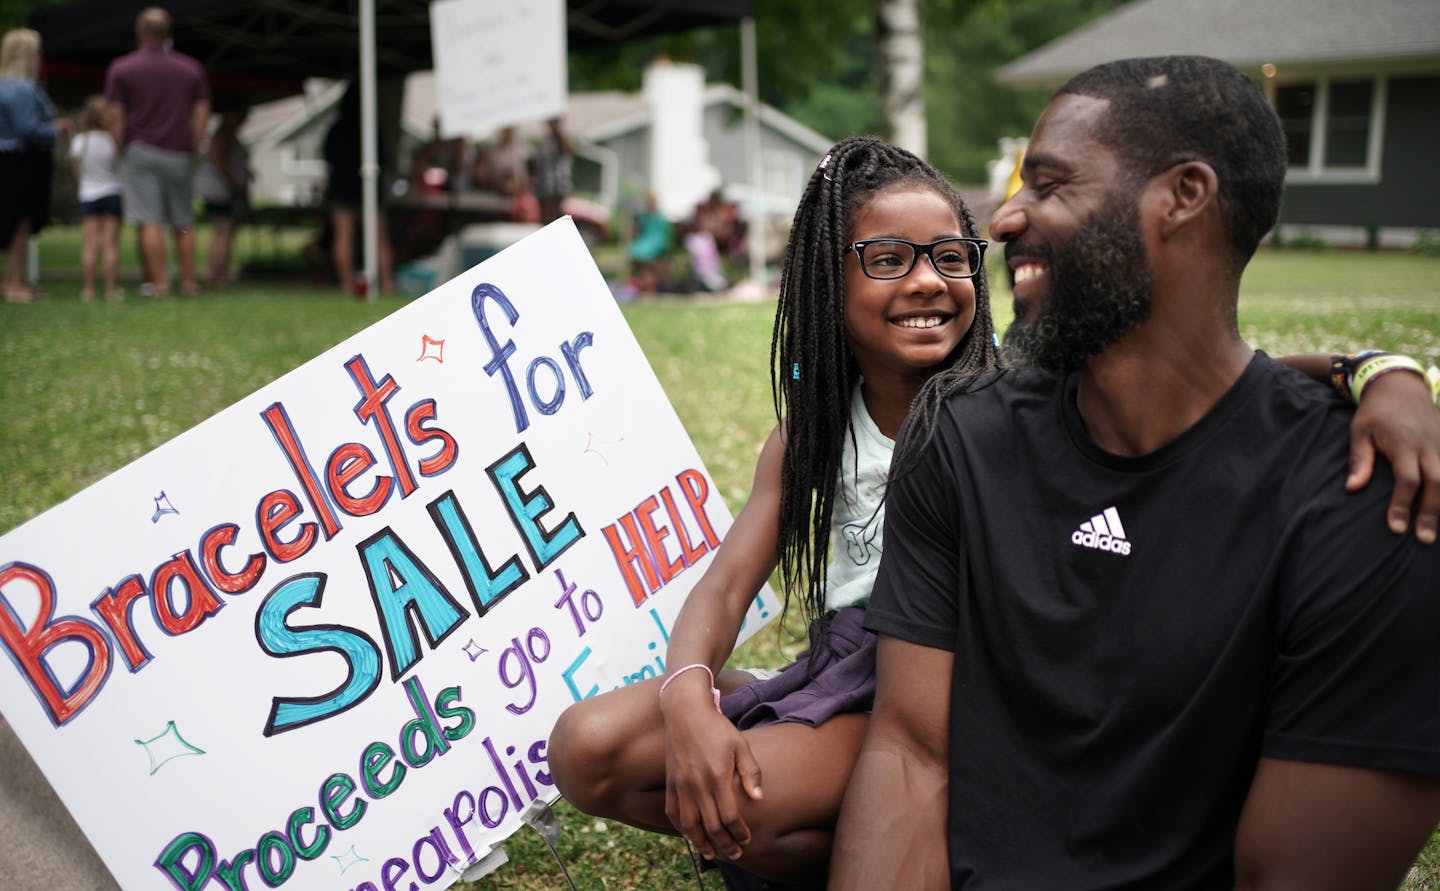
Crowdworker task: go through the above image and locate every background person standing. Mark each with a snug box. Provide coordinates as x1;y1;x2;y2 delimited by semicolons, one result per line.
531;116;571;225
70;94;124;301
104;6;209;298
321;83;394;296
194;104;250;288
0;28;63;304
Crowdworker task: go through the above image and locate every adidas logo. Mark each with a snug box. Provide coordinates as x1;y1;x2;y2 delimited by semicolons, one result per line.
1071;506;1132;556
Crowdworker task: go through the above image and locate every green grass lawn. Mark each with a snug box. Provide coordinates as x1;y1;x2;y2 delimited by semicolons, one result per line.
1;247;1438;889
29;219;319;282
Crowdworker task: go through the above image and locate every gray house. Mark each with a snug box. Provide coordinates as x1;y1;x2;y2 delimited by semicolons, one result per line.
994;0;1440;246
576;80;835;218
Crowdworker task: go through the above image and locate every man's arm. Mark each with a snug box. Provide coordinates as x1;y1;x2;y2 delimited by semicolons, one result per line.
191;99;210;158
1277;351;1440;543
1235;758;1440;890
829;636;952;890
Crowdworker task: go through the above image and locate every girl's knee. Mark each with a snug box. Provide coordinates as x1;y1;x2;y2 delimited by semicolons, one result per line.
547;701;609;795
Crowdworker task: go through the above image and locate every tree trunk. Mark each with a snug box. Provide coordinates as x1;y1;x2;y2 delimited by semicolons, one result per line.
875;0;926;157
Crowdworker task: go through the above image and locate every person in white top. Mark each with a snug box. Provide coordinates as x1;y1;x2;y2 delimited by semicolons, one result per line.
69;94;123;301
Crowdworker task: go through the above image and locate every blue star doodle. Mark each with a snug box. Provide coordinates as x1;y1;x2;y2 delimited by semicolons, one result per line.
151;491;180;523
332;845;369;875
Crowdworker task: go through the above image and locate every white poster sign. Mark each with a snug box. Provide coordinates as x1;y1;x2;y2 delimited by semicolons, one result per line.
430;0;567;137
0;221;773;890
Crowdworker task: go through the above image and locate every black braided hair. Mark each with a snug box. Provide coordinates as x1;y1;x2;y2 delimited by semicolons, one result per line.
769;135;1000;626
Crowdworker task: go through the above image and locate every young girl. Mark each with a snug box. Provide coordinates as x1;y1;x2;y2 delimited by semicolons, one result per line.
547;136;1440;889
69;94;122;301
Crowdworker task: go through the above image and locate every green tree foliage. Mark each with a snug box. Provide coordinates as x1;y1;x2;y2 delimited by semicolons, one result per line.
0;0;65;33
570;0;872;117
925;0;1124;182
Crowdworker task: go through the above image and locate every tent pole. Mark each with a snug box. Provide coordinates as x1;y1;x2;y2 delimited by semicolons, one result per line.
359;0;379;301
741;16;766;294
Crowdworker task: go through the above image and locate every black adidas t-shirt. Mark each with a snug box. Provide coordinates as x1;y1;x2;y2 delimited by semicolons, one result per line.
865;353;1440;889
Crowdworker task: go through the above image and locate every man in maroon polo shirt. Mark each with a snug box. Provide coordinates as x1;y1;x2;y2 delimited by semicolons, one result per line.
105;6;209;297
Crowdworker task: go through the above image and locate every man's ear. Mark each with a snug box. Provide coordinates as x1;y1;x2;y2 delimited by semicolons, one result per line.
1153;161;1219;240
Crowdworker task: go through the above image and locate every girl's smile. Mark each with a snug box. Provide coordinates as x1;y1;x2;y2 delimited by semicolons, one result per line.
843;186;977;387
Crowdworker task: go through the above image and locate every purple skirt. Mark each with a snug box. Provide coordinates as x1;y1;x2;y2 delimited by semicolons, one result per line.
719;606;876;730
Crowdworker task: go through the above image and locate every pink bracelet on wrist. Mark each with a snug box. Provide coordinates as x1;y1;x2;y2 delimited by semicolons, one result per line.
658;663;722;712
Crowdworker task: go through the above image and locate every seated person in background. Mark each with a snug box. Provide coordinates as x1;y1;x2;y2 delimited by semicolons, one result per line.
682;223;727;292
695;188;742;259
682;189;735;292
473;125;536;222
410;116;466;194
831;55;1440;890
628;192;672;294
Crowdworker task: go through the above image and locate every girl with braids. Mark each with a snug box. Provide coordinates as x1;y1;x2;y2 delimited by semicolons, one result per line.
549;135;996;888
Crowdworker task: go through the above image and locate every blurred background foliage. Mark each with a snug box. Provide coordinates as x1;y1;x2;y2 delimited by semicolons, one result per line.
569;0;1125;183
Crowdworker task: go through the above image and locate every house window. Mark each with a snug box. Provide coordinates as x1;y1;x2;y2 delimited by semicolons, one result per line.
1273;76;1385;183
1324;81;1372;167
1275;84;1314;167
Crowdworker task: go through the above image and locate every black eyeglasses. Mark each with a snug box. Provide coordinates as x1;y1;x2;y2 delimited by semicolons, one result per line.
847;237;988;280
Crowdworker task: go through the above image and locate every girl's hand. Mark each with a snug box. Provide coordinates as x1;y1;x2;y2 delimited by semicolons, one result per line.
1346;369;1440;544
662;694;763;861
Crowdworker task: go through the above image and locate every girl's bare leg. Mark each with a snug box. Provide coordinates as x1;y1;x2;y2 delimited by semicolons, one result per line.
80;216;99;299
101;216;120;299
548;674;867;885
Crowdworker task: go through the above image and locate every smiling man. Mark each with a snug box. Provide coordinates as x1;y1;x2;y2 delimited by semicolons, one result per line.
829;56;1440;889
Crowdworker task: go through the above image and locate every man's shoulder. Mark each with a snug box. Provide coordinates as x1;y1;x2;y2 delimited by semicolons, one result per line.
938;367;1063;424
105;48;144;75
108;47;204;76
1247;353;1354;456
169;50;206;76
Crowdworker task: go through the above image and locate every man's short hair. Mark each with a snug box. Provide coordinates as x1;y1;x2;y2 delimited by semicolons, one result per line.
136;7;172;42
1056;56;1286;265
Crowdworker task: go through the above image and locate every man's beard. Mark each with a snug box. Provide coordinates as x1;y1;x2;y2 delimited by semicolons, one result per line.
1001;195;1153;372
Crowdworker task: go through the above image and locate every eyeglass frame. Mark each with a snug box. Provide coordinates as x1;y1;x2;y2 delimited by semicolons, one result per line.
846;237;989;281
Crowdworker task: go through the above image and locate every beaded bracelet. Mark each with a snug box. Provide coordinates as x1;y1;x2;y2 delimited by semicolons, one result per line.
1329;350;1385;402
1350;354;1428;403
658;663;722;712
1329;350;1428;404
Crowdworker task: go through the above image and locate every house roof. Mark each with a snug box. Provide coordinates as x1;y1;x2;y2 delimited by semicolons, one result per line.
995;0;1440;87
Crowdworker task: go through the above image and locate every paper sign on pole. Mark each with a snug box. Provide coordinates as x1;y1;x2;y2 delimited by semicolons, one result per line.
0;220;774;890
430;0;567;137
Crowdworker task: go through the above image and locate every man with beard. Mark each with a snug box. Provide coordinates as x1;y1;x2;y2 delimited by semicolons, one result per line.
829;56;1440;889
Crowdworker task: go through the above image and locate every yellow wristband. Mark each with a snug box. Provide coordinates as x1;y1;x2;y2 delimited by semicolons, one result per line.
1350;354;1427;403
1427;365;1440;403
